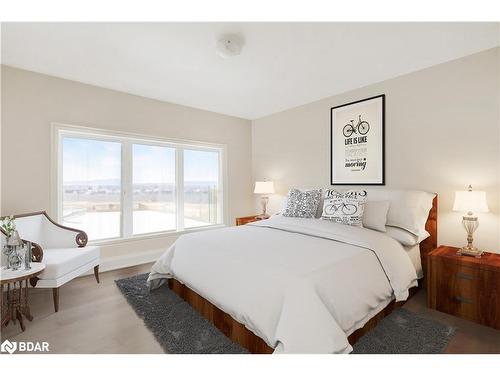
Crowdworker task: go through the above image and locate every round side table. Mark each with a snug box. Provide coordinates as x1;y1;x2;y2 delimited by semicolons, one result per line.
1;263;45;332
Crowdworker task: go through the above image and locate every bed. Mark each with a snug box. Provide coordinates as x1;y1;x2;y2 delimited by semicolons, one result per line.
148;194;437;354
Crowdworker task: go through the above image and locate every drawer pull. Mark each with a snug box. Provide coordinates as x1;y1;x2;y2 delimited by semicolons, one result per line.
456;272;474;281
454;296;473;304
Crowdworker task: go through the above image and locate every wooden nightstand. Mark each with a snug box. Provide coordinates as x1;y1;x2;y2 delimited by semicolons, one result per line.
235;215;266;226
427;245;500;329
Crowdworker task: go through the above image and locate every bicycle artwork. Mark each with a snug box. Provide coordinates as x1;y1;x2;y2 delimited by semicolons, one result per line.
330;94;385;185
343;115;370;138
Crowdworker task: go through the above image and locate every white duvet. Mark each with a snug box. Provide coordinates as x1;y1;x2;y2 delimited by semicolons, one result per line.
148;216;418;354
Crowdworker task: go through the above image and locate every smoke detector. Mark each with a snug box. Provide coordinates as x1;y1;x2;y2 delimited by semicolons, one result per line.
216;34;244;58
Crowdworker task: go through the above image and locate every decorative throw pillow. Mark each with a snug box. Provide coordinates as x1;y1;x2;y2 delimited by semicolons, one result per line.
282;188;322;218
321;189;367;226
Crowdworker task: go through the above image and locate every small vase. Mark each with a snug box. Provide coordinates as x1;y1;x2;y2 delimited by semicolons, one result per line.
8;246;22;271
2;245;14;269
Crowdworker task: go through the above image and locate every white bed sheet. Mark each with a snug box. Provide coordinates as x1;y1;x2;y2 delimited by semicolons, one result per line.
148;216;418;353
404;244;423;279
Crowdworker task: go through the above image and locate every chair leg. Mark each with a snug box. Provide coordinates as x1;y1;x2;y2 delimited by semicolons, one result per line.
52;288;59;312
94;265;100;284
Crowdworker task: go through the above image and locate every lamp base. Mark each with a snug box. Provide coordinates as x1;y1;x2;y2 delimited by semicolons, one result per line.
458;214;482;257
258;196;270;220
457;246;483;258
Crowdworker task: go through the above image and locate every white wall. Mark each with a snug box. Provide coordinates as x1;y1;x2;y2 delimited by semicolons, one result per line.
498;45;500;250
1;66;253;260
252;48;500;252
3;47;500;262
0;64;2;218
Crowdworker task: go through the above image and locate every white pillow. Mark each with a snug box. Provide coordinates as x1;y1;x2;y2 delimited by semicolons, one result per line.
385;226;430;246
321;189;367;227
362;201;390;232
364;189;435;237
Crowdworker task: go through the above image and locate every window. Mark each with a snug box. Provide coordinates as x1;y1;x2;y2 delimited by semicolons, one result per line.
62;137;122;240
133;144;176;235
55;125;225;242
184;149;220;228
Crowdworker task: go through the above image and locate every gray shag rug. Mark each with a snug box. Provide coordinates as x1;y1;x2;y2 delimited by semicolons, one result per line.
116;273;455;354
115;273;247;354
352;308;456;354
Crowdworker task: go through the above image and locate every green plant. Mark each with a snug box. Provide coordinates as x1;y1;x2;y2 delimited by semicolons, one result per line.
0;216;16;238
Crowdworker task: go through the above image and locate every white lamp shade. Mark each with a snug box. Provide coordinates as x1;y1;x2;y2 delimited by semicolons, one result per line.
254;181;275;194
453;190;489;213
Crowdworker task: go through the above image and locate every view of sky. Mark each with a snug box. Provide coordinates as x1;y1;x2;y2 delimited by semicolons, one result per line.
133;143;175;183
184;149;219;183
63;137;219;184
63;137;121;184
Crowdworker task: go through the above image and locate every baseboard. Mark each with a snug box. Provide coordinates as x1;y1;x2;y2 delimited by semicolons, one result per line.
81;248;164;276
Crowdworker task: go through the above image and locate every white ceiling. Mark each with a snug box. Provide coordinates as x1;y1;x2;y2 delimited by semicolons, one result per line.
2;22;499;119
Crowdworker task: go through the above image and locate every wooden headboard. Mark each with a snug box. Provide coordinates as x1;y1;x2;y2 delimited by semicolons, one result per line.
420;195;438;278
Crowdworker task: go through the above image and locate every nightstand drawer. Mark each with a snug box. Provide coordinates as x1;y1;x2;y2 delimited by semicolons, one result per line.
434;262;479;321
428;247;500;329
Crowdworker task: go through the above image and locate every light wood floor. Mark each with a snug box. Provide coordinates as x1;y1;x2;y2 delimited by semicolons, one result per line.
1;264;163;354
1;264;499;354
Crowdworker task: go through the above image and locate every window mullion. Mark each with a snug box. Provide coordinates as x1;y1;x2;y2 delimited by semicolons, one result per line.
122;141;133;238
218;149;224;225
56;132;64;221
176;148;185;231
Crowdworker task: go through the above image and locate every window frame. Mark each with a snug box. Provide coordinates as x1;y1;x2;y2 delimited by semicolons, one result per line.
51;123;228;245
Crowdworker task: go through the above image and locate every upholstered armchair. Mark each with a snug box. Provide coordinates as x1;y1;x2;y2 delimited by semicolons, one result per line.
1;212;100;312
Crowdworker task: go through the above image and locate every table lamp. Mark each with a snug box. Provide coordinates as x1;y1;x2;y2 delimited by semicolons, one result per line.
452;185;489;257
254;181;275;219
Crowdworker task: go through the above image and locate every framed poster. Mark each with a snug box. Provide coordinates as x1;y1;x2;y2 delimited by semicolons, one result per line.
330;94;385;185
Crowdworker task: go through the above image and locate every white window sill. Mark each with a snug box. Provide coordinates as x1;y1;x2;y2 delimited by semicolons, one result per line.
88;223;227;246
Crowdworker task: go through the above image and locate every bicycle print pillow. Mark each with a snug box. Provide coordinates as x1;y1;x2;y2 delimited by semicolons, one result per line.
321;189;367;226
